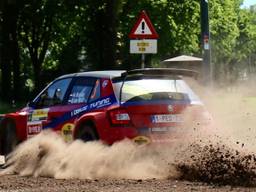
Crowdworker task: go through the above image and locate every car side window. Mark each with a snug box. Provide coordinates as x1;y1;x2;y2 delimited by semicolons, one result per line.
36;78;72;108
68;77;96;104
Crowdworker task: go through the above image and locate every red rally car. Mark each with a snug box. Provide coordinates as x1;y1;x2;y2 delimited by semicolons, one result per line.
0;68;211;155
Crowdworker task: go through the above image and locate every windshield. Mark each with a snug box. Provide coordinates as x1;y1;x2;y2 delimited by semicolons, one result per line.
113;78;202;105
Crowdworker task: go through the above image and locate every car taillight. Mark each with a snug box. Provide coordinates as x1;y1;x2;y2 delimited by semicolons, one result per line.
108;108;131;126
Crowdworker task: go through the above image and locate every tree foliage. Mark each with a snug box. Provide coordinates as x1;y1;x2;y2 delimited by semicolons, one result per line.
0;0;256;103
209;0;256;83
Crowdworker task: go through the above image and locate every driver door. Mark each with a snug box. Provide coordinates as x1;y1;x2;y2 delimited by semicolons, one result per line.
27;78;72;138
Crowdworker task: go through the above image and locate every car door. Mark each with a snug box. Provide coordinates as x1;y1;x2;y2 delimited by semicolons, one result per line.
61;77;98;141
27;78;72;138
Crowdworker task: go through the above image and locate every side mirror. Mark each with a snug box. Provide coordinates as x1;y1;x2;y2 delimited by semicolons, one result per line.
27;101;35;107
26;101;34;107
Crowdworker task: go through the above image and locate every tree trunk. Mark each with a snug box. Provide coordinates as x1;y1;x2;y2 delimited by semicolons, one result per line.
92;0;119;70
0;0;2;99
31;52;43;95
102;0;118;69
1;0;14;102
12;30;21;101
0;0;21;103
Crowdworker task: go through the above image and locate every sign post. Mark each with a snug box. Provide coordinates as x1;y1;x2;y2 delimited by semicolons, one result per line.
200;0;211;84
129;10;159;68
141;54;145;68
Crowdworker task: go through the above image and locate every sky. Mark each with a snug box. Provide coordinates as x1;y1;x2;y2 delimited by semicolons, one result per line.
241;0;256;8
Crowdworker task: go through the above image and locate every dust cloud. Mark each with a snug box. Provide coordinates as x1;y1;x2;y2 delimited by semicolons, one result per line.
175;79;256;186
0;130;179;180
1;79;256;186
191;79;256;148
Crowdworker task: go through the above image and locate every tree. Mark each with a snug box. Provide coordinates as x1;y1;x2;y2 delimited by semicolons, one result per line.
118;0;201;69
18;0;62;92
235;7;256;76
0;0;22;102
209;0;241;82
83;0;121;70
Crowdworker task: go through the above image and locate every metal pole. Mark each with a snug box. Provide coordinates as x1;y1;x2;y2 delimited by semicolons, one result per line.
141;53;145;68
200;0;211;84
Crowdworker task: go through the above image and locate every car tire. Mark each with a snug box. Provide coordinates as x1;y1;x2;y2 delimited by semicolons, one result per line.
76;124;99;142
0;119;18;156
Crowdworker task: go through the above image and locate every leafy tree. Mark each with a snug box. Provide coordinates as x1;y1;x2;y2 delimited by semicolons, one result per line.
235;7;256;76
1;0;256;105
83;0;121;70
18;0;64;92
209;0;241;82
118;0;201;69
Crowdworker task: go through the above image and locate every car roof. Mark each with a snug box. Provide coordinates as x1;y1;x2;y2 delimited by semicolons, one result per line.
55;68;199;81
56;70;126;80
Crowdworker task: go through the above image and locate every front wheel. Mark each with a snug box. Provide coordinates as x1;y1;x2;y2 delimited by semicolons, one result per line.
75;124;99;142
0;119;18;155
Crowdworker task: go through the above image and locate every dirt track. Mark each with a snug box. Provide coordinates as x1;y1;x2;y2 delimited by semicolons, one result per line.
1;87;256;192
0;175;255;192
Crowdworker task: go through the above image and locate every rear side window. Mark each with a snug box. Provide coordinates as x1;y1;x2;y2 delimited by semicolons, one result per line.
113;78;201;104
68;77;96;104
88;79;101;102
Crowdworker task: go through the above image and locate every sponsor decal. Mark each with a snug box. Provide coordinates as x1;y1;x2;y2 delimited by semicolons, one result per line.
27;108;49;137
27;121;42;137
89;97;111;109
132;136;151;145
29;108;49;122
61;123;74;142
72;105;89;116
44;94;117;130
71;96;113;117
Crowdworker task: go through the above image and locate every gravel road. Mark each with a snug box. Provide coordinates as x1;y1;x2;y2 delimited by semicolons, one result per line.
1;87;256;191
0;175;255;192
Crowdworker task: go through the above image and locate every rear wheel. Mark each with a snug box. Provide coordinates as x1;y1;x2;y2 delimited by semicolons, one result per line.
76;124;99;142
0;119;18;155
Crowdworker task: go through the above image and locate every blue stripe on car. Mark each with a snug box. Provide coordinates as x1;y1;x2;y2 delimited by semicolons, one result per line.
43;94;117;129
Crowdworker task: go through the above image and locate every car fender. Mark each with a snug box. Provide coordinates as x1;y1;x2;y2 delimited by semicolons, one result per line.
1;112;27;142
74;111;107;139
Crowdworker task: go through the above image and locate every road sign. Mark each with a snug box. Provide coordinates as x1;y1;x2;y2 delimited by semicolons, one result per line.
129;10;159;39
129;10;159;68
130;39;157;54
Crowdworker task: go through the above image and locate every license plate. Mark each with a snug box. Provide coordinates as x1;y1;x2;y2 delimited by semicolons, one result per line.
151;114;183;123
151;127;169;132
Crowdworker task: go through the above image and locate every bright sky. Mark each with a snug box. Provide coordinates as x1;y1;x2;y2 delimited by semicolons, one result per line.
241;0;256;8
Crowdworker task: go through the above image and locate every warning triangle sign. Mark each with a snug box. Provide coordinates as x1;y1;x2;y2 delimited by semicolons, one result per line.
129;10;159;39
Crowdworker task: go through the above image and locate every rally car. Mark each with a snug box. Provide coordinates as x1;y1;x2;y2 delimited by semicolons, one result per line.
0;68;210;155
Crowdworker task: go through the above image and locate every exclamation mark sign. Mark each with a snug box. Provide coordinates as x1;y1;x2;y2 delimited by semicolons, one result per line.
142;21;145;34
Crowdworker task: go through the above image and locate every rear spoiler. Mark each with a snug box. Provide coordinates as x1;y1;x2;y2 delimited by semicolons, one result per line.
121;68;199;79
